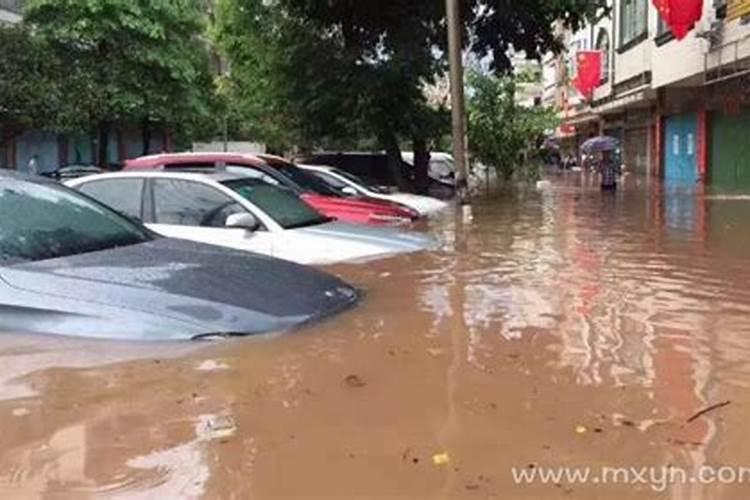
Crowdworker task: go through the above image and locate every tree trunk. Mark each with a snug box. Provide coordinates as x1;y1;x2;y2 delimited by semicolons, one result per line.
382;131;410;192
413;137;430;195
142;118;152;156
97;121;111;168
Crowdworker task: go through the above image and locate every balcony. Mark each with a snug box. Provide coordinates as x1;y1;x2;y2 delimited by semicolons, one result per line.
0;0;23;14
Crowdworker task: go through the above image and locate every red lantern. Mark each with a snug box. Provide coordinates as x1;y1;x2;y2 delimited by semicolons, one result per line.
573;51;602;100
653;0;704;40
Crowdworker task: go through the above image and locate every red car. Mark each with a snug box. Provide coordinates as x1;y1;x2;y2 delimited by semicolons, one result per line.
124;153;421;226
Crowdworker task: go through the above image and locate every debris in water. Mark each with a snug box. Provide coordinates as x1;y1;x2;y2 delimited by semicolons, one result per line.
196;359;230;372
12;407;30;417
432;452;450;466
345;374;366;388
687;401;732;424
198;414;237;440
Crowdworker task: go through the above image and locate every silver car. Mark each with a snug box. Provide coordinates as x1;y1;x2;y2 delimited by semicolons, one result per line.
0;171;359;341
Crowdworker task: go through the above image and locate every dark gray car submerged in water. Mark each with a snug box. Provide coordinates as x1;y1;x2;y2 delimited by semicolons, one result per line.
0;172;359;340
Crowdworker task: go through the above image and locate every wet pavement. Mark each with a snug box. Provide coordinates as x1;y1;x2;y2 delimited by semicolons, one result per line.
1;172;750;499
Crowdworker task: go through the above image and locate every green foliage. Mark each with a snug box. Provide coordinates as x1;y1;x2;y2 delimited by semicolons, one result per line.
0;25;100;142
467;71;559;181
215;0;450;152
24;0;216;136
215;0;604;155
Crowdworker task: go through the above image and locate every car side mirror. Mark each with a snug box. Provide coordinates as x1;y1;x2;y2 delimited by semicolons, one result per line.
225;212;260;231
341;186;358;196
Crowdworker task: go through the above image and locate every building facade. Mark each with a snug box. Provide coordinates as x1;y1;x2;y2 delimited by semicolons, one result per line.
546;0;750;191
0;0;22;25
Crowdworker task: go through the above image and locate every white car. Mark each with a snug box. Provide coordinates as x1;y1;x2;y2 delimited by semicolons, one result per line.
66;171;437;266
401;152;457;187
300;165;449;216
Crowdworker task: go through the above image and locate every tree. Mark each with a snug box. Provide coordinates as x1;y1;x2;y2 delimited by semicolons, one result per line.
0;25;100;145
467;71;558;181
216;0;605;188
24;0;217;164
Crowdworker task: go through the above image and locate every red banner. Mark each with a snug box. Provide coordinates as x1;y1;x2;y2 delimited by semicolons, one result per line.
573;51;602;100
653;0;704;40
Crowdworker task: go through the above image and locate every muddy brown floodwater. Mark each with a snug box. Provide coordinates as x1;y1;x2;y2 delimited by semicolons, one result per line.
2;174;750;499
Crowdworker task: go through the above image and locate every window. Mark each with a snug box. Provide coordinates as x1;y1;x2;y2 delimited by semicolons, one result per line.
312;170;350;190
262;158;342;196
620;0;648;47
0;180;150;264
77;179;144;220
225;165;283;187
222;179;329;230
153;179;246;228
331;168;390;194
657;15;670;36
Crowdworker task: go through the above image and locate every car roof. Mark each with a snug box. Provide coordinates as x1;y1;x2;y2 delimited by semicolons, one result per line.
68;170;252;185
124;152;267;169
0;169;57;184
298;164;335;172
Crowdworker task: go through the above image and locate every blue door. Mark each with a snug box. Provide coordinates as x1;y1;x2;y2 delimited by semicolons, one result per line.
664;113;698;186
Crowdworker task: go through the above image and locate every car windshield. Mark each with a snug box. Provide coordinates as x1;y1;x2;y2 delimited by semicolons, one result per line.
269;161;342;197
222;179;331;230
330;168;390;194
0;180;151;265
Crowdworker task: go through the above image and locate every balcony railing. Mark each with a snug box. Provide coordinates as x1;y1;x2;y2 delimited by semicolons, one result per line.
0;0;23;14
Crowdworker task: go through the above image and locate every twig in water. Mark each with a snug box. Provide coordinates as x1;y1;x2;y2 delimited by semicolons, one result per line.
686;401;732;424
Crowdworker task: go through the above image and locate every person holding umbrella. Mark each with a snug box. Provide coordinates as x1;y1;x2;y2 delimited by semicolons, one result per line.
580;136;621;192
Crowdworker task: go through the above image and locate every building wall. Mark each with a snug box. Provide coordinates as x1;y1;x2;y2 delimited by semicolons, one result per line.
651;2;715;88
615;40;652;84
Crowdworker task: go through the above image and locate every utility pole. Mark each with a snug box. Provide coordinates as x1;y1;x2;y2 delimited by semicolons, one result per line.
446;0;470;203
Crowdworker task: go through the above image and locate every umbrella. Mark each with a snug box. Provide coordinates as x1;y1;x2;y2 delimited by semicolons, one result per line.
580;136;620;154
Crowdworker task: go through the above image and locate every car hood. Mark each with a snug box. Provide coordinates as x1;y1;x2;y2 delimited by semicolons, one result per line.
296;222;437;254
384;194;450;215
0;239;359;341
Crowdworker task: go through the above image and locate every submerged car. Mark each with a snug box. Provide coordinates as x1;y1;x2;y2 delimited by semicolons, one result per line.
124;153;420;226
257;154;422;225
300;164;449;216
0;171;359;341
67;171;437;265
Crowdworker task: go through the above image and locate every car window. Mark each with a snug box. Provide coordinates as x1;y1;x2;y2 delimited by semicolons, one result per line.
311;170;349;190
225;165;304;192
222;179;330;230
330;168;389;194
0;180;150;265
267;160;342;197
77;179;144;220
225;165;282;186
153;179;247;228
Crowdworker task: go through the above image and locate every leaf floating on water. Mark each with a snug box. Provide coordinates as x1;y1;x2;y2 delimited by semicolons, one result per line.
345;374;366;388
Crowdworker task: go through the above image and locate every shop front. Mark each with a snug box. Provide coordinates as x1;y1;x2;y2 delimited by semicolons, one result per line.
710;105;750;191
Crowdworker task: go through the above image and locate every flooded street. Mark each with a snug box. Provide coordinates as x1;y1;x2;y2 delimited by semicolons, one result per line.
1;173;750;499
